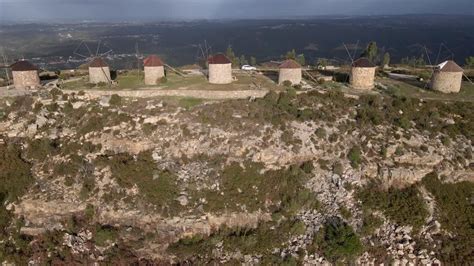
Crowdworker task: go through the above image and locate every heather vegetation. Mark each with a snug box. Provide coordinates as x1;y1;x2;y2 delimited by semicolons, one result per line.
169;218;307;264
421;173;474;263
0;143;33;237
356;181;428;231
311;217;363;263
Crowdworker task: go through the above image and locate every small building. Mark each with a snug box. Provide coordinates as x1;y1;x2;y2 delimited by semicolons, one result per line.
88;57;111;84
279;59;302;85
430;60;463;93
10;60;40;89
143;55;165;85
208;54;232;84
350;58;376;90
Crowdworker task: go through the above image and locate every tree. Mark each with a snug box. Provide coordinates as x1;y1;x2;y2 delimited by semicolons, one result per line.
226;45;235;60
317;58;329;69
239;55;248;66
285;49;297;60
250;56;257;66
296;54;306;66
382;52;391;68
361;42;378;63
465;56;474;69
225;45;239;68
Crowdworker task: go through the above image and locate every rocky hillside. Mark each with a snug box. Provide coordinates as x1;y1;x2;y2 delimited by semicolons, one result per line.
0;87;473;264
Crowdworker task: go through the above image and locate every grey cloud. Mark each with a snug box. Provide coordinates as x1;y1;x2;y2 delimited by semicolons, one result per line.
1;0;473;22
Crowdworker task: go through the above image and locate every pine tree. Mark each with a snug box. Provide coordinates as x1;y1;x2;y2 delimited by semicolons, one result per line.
250;56;257;66
382;52;391;68
361;42;378;63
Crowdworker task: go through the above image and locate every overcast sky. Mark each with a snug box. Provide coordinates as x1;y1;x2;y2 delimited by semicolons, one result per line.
1;0;473;22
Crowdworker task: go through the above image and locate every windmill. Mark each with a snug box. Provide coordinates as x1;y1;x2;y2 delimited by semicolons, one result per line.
73;40;113;85
195;40;213;68
0;47;11;88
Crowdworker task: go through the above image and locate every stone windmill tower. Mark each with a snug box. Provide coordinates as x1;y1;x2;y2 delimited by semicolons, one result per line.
73;40;113;84
279;59;302;85
207;53;232;84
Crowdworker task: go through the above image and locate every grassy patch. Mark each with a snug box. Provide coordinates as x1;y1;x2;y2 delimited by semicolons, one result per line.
177;97;204;110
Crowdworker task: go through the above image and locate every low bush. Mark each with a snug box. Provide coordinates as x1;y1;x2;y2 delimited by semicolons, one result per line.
109;94;122;106
421;173;474;263
356;181;428;231
347;146;362;168
96;152;180;215
0;142;33;237
312;217;363;263
169;218;306;263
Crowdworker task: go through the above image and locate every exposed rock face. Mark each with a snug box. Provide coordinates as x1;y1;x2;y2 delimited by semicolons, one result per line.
1;88;472;264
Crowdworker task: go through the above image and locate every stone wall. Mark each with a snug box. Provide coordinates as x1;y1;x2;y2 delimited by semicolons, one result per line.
208;63;232;84
65;89;269;100
12;70;40;89
144;66;165;85
89;67;111;84
430;71;463;93
278;68;302;85
350;67;376;90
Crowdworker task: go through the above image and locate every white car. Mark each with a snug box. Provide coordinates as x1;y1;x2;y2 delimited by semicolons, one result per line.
241;65;257;71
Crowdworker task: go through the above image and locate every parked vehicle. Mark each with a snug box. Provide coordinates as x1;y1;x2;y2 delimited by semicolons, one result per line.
241;65;257;71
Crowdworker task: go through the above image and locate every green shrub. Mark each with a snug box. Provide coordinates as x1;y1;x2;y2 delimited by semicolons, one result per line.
315;127;327;139
421;173;474;263
169;218;306;263
347;146;362;168
159;76;168;84
85;204;95;221
282;80;292;87
360;211;383;236
25;138;60;160
109;94;122;106
0;142;33;236
356;181;428;231
313;217;363;263
339;206;352;219
94;225;118;246
96;152;179;215
200;162;316;215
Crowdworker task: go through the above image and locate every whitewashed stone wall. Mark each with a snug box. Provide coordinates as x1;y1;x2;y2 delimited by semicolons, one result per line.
65;89;268;100
89;67;111;84
350;67;376;90
278;68;302;85
144;66;165;85
208;63;232;84
12;71;40;89
430;71;462;93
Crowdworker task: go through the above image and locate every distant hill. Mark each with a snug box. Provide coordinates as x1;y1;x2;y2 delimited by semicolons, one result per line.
0;15;473;69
